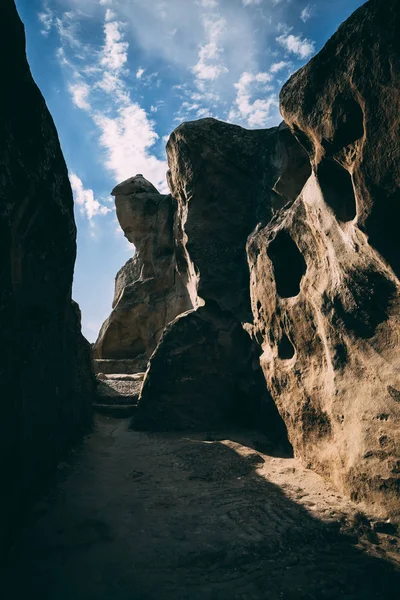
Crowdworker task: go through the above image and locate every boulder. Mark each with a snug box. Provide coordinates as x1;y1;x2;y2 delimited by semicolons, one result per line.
248;0;400;517
0;0;95;556
93;175;193;361
134;304;285;434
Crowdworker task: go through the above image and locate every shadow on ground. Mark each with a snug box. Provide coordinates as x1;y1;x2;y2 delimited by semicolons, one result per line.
1;416;399;600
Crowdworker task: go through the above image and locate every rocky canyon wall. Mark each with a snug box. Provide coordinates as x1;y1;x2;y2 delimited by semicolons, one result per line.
130;0;400;517
248;0;400;518
0;0;95;556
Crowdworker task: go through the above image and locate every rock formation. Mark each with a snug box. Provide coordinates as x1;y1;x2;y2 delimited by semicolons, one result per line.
132;0;400;517
134;120;309;441
93;175;193;366
0;0;95;556
88;0;400;519
248;0;400;518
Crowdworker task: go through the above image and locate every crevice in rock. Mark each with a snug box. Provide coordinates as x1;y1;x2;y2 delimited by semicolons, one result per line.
292;123;314;157
272;126;312;204
317;159;357;222
267;230;307;298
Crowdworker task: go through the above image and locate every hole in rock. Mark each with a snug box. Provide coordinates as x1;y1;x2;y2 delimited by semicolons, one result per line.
317;159;357;222
330;95;365;151
267;231;307;298
278;332;295;360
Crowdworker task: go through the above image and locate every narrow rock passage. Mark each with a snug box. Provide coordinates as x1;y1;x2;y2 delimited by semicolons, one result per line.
2;416;399;600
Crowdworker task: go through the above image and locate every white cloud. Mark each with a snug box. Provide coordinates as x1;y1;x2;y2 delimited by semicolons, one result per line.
196;107;213;118
70;173;111;221
38;3;53;36
105;8;116;21
192;17;228;82
55;12;84;49
55;0;287;198
229;71;279;128
276;31;315;59
58;9;168;197
199;0;219;7
68;82;91;110
94;104;167;191
300;4;315;23
242;0;263;6
100;21;128;72
270;60;290;73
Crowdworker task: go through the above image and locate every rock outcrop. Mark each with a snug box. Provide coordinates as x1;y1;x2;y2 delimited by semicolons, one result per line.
90;0;400;518
248;0;400;518
0;0;95;556
93;175;193;364
133;0;400;517
134;120;309;441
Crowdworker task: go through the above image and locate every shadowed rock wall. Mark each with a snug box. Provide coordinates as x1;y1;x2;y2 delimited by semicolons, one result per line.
134;120;309;442
0;0;95;557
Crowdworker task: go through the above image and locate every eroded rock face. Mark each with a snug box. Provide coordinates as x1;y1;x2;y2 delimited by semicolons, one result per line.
280;0;400;277
93;175;193;361
248;0;400;517
0;0;95;555
134;119;309;440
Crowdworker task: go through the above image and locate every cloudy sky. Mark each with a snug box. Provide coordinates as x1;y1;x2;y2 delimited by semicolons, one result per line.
16;0;365;341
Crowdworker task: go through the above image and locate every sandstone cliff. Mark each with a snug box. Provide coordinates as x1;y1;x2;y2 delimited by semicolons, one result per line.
93;175;193;364
248;0;400;518
0;0;95;556
134;120;309;443
131;0;400;518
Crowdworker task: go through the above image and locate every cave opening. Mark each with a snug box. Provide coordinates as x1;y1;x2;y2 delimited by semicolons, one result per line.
317;159;357;222
267;230;307;298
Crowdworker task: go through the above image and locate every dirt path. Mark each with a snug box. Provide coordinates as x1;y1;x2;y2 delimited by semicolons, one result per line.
2;416;399;599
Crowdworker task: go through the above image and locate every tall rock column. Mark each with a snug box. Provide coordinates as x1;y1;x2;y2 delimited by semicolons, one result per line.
93;175;193;363
0;0;95;556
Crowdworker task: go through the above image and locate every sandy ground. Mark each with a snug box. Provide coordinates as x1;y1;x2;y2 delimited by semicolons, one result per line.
2;415;399;600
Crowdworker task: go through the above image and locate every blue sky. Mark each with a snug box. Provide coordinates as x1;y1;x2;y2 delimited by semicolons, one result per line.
16;0;365;341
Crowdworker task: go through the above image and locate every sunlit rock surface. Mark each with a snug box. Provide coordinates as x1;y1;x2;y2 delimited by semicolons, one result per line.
136;0;400;517
93;175;193;362
0;0;95;556
249;0;400;517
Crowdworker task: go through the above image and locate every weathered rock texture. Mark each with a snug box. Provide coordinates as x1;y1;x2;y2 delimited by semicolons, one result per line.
134;1;400;517
0;0;95;556
93;175;193;362
134;120;309;440
248;0;400;518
